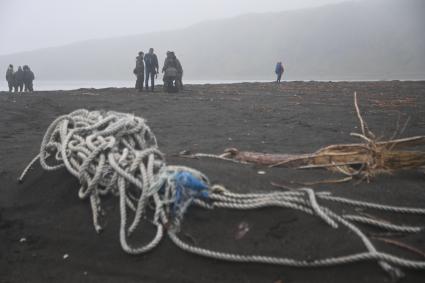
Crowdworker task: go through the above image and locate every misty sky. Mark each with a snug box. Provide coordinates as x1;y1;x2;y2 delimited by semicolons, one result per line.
0;0;350;55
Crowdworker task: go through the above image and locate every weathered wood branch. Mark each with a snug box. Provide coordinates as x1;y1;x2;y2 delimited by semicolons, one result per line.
211;93;425;182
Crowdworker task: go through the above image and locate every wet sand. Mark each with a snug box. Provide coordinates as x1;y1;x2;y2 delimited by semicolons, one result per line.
1;81;425;283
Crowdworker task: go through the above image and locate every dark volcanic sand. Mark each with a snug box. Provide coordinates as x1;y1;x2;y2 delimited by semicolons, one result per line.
1;81;425;283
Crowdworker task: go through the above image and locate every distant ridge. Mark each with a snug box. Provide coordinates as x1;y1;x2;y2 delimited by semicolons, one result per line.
0;0;424;81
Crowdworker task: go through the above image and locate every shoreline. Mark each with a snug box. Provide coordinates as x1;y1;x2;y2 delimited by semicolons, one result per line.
1;79;425;93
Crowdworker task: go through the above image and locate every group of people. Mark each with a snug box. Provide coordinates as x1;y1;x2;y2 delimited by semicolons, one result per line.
4;56;281;93
5;64;35;92
133;48;183;93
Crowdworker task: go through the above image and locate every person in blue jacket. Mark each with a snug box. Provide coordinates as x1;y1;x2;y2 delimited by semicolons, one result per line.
275;62;284;83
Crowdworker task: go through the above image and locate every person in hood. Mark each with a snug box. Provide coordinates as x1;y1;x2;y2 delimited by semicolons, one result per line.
275;62;284;83
14;66;24;92
174;52;184;90
133;51;145;92
144;48;159;92
23;65;35;92
5;64;14;92
162;51;179;93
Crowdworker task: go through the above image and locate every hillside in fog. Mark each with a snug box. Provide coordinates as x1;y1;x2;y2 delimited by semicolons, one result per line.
0;0;424;81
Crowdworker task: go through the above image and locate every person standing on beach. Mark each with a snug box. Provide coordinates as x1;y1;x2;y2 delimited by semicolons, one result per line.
144;48;159;92
5;64;14;92
14;66;24;92
23;65;35;92
162;51;183;91
275;62;284;83
134;51;145;92
175;53;184;90
162;51;179;92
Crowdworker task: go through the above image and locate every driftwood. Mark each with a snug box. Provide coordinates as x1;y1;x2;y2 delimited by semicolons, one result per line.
207;93;425;183
222;136;425;169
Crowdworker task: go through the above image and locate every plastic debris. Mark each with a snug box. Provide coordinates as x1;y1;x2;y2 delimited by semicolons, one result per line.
172;171;209;217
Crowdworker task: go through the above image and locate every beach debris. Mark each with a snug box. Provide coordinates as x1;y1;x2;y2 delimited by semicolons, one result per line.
257;170;266;175
372;237;425;258
234;221;250;240
19;109;425;277
182;93;425;184
19;237;27;243
370;96;417;109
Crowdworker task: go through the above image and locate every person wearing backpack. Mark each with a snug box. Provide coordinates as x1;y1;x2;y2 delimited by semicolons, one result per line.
23;65;35;92
175;53;184;90
162;51;179;93
144;48;159;92
275;62;284;83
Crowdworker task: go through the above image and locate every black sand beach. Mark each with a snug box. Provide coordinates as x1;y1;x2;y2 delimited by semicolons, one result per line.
1;81;425;283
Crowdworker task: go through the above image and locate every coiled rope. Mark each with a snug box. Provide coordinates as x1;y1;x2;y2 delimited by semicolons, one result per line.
19;109;425;278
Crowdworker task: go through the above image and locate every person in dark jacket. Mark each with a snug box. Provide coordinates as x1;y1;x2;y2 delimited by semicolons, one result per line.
14;66;24;92
133;51;145;92
162;51;179;93
174;53;183;90
5;64;14;92
275;62;284;83
23;65;35;92
144;48;159;92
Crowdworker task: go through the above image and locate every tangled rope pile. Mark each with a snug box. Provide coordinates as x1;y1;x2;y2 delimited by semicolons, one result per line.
20;109;425;278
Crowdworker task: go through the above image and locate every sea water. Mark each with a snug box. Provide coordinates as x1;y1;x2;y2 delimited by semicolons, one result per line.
0;79;272;91
2;78;419;92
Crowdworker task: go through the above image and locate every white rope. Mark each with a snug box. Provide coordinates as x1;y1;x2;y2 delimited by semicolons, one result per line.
343;214;423;233
19;109;425;278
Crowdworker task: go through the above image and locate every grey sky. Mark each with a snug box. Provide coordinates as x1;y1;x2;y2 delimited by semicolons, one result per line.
0;0;350;55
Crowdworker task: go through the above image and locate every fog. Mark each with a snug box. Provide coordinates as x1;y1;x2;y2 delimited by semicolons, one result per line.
0;0;349;55
0;0;424;83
